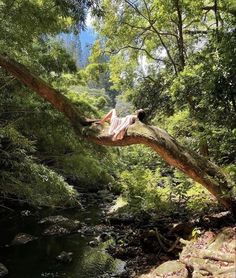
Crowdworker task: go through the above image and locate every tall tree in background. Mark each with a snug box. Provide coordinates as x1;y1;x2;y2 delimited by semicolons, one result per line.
95;0;236;162
0;0;102;60
96;0;235;112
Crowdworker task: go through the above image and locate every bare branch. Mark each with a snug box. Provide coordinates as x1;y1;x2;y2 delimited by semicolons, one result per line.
143;0;151;21
122;21;152;31
184;30;209;35
183;19;200;30
175;0;185;69
143;75;156;83
123;0;178;74
124;0;149;21
150;24;178;75
108;44;163;62
123;21;178;38
202;5;215;11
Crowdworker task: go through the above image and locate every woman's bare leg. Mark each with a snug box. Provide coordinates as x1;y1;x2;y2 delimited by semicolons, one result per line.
99;109;116;124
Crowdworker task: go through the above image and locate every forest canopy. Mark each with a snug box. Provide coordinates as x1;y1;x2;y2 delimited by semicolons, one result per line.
0;0;235;214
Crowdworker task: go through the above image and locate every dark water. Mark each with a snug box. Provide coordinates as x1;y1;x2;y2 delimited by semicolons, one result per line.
0;202;125;278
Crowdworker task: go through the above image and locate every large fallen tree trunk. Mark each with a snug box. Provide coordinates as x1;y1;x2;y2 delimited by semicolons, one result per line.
0;54;235;216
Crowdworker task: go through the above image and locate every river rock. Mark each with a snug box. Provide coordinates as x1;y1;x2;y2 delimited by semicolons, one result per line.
43;224;70;236
20;210;32;217
39;215;69;224
139;260;188;278
99;232;111;242
108;245;141;260
202;211;233;228
40;215;82;236
88;240;99;247
11;233;37;245
56;251;73;263
78;225;96;236
0;263;8;277
109;213;135;225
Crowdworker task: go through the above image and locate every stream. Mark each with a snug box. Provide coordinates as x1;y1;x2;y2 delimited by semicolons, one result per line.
0;196;125;278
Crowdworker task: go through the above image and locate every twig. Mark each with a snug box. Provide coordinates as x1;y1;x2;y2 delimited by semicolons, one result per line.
0;77;15;90
168;237;180;252
0;204;14;212
155;228;170;252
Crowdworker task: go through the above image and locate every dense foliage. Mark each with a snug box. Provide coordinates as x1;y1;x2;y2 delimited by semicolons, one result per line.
93;0;236;214
0;0;235;213
0;2;113;207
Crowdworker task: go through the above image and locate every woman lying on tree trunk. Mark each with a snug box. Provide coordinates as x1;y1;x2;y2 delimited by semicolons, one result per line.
97;108;146;141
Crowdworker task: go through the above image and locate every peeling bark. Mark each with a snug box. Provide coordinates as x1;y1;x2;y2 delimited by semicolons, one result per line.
0;54;235;215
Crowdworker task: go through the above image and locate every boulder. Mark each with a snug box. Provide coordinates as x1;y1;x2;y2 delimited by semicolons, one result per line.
138;227;236;278
99;232;111;242
139;260;188;278
180;227;236;278
77;225;96;236
56;251;73;263
88;240;99;247
43;225;70;236
39;215;69;224
39;215;81;236
109;213;135;225
11;233;37;245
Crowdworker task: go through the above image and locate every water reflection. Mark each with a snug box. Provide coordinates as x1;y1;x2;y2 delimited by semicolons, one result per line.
0;202;125;278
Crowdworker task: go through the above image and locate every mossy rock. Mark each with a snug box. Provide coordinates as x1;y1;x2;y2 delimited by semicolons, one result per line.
139;260;188;278
139;227;236;278
39;215;81;236
43;224;70;236
154;260;188;278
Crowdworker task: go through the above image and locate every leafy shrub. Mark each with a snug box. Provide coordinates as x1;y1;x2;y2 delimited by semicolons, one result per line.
119;168;170;213
223;164;236;196
186;183;215;212
0;126;78;207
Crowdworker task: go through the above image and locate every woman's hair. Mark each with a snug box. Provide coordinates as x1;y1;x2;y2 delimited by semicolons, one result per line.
136;109;146;122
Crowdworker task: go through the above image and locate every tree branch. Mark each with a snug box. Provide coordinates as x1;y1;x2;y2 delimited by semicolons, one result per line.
0;54;86;131
150;24;178;75
0;54;235;216
108;44;164;62
124;0;178;75
124;0;149;21
184;30;209;35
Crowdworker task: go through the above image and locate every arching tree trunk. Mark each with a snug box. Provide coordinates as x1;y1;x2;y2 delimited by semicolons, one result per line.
0;54;235;216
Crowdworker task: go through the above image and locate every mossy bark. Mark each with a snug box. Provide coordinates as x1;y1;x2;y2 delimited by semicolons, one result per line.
0;54;235;215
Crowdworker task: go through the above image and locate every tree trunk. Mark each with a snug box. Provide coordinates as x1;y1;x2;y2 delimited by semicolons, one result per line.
0;54;235;215
175;0;185;71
